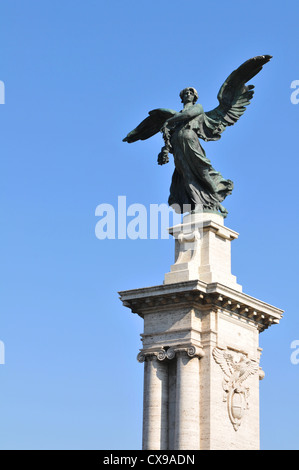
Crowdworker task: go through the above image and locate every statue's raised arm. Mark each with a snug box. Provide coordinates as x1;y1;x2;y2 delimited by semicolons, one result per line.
123;55;272;217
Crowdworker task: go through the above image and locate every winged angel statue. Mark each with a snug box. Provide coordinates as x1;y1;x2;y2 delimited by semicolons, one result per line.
123;56;272;217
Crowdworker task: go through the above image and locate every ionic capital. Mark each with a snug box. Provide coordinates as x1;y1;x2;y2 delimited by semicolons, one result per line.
137;349;175;363
174;344;205;359
137;344;204;363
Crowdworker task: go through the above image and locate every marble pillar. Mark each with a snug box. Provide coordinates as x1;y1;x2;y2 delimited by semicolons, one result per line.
119;213;283;450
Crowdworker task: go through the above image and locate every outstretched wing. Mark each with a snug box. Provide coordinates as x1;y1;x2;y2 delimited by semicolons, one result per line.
213;348;232;379
199;55;272;141
238;361;259;384
123;108;177;143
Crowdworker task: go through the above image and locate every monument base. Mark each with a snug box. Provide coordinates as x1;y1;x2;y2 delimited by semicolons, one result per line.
164;212;242;291
119;214;283;450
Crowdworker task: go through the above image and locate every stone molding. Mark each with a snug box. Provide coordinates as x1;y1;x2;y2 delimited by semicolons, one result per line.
168;213;239;242
119;280;283;332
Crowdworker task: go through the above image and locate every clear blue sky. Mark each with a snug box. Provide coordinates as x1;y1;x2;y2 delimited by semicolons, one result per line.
0;0;298;450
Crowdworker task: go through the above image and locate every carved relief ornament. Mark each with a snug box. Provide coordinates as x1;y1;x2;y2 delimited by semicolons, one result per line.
212;347;259;431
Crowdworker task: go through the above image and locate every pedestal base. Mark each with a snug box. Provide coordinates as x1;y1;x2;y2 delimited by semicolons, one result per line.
119;215;283;450
164;212;242;292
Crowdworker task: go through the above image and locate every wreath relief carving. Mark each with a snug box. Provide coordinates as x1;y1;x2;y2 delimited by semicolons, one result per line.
212;347;259;431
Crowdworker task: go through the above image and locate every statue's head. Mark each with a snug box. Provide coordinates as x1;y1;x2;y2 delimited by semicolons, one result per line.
179;87;198;105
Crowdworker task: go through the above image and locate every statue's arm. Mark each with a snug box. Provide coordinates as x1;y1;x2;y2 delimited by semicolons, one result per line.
165;104;203;127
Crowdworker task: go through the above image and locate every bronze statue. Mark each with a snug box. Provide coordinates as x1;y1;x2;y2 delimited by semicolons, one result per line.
123;55;272;217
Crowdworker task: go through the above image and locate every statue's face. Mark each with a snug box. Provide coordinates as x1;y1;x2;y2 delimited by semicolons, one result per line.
182;88;194;104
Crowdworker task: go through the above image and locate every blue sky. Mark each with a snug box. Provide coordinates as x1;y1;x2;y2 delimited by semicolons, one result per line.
0;0;298;450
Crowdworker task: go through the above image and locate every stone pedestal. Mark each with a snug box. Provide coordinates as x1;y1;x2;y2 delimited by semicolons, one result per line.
164;212;242;291
119;213;283;450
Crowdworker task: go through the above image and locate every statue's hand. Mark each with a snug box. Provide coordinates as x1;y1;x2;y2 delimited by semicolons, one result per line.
157;147;169;165
161;121;170;136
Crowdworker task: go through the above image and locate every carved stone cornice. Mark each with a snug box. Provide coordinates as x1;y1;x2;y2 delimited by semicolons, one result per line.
119;280;283;332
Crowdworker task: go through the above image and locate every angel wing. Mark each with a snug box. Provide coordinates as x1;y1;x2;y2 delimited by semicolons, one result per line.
237;360;260;385
198;55;272;142
123;108;177;143
212;348;234;379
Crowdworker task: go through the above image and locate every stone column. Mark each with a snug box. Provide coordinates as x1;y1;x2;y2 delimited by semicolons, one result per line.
119;213;283;450
138;352;168;450
174;347;203;450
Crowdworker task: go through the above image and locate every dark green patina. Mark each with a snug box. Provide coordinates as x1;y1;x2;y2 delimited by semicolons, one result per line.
123;56;272;217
